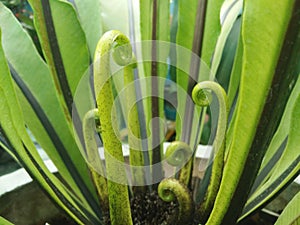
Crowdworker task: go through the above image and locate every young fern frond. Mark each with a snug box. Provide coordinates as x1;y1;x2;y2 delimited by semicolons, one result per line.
124;63;146;194
83;109;108;211
158;178;194;224
93;30;133;225
192;81;229;223
165;141;193;185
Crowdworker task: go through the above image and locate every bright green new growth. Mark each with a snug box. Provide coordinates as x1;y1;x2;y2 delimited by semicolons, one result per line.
83;109;108;211
192;87;211;107
192;81;228;154
124;63;146;192
160;81;229;224
0;216;13;225
0;0;298;224
158;178;193;224
93;30;133;225
165;141;193;185
192;81;228;223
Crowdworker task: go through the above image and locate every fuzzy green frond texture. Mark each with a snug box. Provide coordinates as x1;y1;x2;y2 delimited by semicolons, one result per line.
0;0;299;225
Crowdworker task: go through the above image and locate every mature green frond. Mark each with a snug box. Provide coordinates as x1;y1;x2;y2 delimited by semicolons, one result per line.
207;0;299;224
274;191;300;225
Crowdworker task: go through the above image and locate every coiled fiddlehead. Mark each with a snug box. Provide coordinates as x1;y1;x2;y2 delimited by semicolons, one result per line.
192;81;228;154
192;81;228;223
94;30;133;225
158;178;194;224
165;141;193;185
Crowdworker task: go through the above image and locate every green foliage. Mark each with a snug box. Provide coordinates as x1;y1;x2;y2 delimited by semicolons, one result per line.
93;30;133;225
275;190;300;225
0;216;13;225
0;0;299;225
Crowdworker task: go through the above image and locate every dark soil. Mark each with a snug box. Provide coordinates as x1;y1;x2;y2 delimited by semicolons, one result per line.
130;191;179;225
103;191;199;225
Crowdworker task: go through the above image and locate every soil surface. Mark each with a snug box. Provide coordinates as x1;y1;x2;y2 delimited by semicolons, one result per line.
130;191;179;225
103;190;199;225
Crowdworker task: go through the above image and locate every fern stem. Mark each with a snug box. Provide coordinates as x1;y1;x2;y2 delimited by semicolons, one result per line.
94;30;133;225
83;109;109;211
192;81;228;223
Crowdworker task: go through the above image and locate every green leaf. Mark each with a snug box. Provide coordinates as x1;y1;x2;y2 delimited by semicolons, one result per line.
0;216;13;225
249;74;300;196
139;0;152;42
176;0;198;85
0;2;71;186
138;0;152;130
220;0;241;24
224;23;243;156
72;0;103;56
242;85;300;219
274;191;300;225
0;2;101;218
206;0;298;224
210;0;242;78
157;0;170;44
101;0;130;35
28;0;90;114
175;0;201;143
138;1;170;177
0;29;96;225
226;31;242;109
201;0;223;66
239;0;300;219
215;16;241;92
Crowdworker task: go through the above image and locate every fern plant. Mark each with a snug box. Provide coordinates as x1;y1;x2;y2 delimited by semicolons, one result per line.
0;0;299;224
